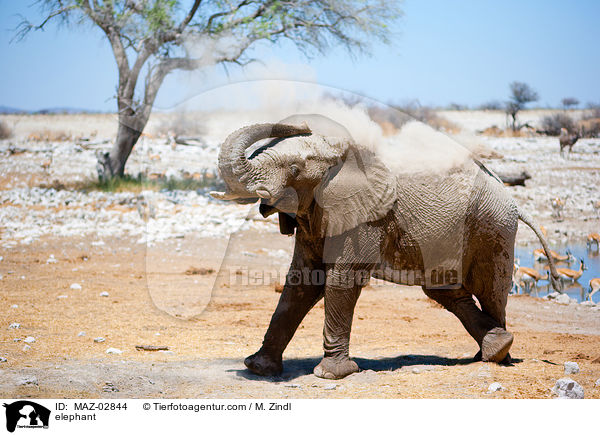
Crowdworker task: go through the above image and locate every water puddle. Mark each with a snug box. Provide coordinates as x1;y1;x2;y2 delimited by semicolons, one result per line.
514;243;600;303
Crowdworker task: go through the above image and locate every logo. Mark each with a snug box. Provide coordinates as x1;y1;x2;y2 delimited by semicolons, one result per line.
3;401;50;433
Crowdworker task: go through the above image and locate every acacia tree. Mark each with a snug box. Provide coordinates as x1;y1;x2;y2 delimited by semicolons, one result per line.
505;81;539;131
18;0;400;179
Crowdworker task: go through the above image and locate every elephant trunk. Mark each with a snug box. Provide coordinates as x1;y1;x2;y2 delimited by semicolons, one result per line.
213;123;311;200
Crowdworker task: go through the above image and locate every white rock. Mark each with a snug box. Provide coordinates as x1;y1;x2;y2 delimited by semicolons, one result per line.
547;292;560;300
91;240;105;246
106;347;123;355
11;304;18;309
555;294;572;305
551;378;584;399
595;378;600;387
94;337;105;343
0;357;7;363
16;376;38;386
22;344;31;352
564;361;580;375
57;295;68;299
99;291;109;297
70;283;82;290
8;322;20;329
488;382;504;392
46;254;58;264
323;383;338;390
23;336;36;344
580;300;595;307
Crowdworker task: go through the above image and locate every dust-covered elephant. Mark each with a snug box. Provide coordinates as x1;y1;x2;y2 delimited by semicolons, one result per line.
210;114;562;379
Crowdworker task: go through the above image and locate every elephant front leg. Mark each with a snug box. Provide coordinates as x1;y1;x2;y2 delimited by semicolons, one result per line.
313;281;363;380
245;268;325;377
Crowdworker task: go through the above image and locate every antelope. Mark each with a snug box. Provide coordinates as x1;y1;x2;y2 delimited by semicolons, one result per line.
556;258;587;283
551;197;565;219
559;127;580;157
589;278;600;302
533;248;574;263
587;233;600;250
513;260;549;292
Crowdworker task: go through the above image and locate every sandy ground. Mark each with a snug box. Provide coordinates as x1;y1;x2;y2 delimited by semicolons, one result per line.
1;232;599;399
1;110;600;399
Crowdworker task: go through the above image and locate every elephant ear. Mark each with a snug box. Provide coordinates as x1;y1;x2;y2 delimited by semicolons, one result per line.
314;146;397;237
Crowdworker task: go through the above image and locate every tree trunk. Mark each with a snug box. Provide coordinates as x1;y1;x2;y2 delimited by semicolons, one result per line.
97;115;145;180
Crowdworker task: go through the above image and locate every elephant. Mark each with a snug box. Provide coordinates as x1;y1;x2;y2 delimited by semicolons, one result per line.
210;114;562;379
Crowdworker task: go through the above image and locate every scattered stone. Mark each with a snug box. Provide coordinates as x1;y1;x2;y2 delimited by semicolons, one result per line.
9;323;20;329
564;361;580;375
106;347;123;355
551;378;584;399
22;345;31;352
70;283;82;290
580;300;595;307
23;336;36;344
0;357;7;363
412;367;421;374
284;384;301;389
102;382;119;392
13;338;21;342
77;331;86;337
323;383;338;390
93;337;105;343
595;378;600;387
99;291;109;297
488;382;504;393
547;292;560;300
57;295;68;299
11;304;18;309
16;376;38;386
91;240;105;246
555;294;572;305
46;254;58;264
157;350;174;355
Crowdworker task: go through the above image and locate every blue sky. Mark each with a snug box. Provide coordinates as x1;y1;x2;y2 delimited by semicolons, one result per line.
1;0;599;112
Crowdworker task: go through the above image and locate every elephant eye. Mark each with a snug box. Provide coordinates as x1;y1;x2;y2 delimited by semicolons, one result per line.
290;164;300;178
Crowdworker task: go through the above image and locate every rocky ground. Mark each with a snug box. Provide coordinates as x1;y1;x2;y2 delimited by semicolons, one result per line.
1;110;599;399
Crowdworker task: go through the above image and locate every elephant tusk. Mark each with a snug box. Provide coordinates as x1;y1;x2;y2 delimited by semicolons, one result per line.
255;189;272;199
210;191;239;200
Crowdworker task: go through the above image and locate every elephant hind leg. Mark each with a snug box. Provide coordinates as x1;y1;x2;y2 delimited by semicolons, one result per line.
423;287;513;363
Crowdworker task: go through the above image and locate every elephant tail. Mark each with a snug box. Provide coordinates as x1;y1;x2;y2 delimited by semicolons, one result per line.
517;208;563;293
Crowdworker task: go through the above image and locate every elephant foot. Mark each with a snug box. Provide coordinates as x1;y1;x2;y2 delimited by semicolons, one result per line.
473;349;512;365
481;327;513;363
244;350;282;377
314;357;359;380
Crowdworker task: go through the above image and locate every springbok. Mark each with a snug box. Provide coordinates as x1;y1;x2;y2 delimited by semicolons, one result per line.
551;197;565;219
556;258;587;283
533;248;574;263
587;233;600;250
589;278;600;302
513;260;549;292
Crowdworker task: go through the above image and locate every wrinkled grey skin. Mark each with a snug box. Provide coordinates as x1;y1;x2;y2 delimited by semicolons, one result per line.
211;114;562;379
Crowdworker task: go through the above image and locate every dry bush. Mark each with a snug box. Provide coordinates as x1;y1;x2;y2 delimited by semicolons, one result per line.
478;100;503;110
581;106;600;137
540;113;576;136
0;120;12;139
392;101;459;133
28;129;71;142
